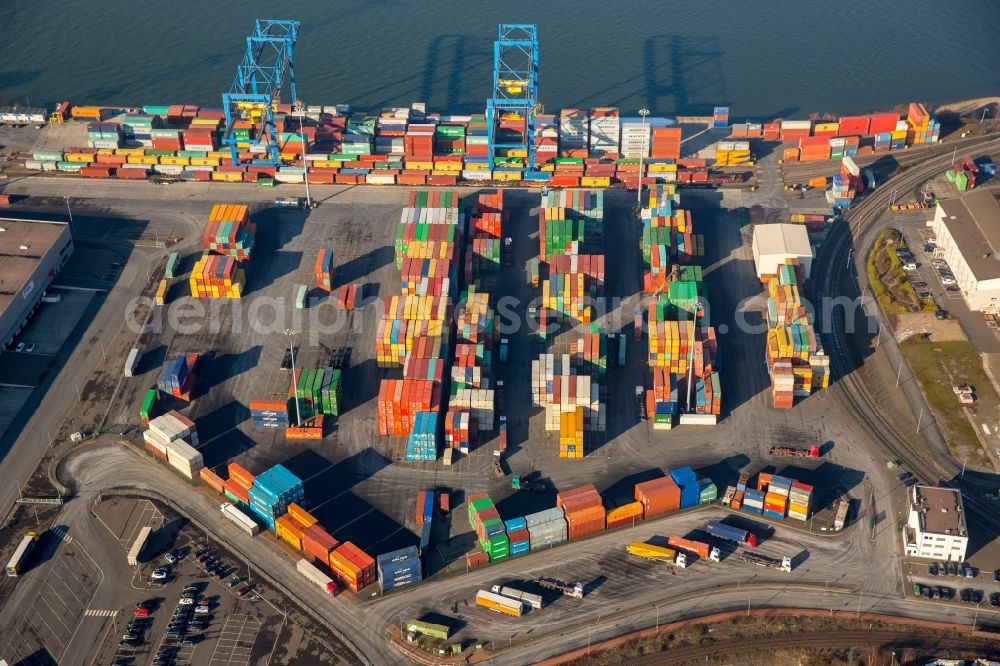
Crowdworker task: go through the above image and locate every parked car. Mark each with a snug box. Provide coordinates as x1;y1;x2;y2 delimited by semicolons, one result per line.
941;276;957;285
194;606;211;615
133;607;150;618
929;563;939;576
236;585;253;598
912;281;928;288
948;562;958;577
227;577;243;588
973;589;985;604
164;552;177;565
902;262;918;271
935;310;949;320
991;592;1000;608
965;566;977;579
938;586;953;600
918;291;932;299
14;342;24;352
178;597;195;606
946;286;959;292
932;260;948;268
24;343;35;353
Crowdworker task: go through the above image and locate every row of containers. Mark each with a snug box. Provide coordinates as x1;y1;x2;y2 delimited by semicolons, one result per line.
532;190;609;457
638;185;722;427
946;157;981;193
185;204;256;300
246;368;343;438
141;410;203;479
30;100;940;186
723;471;813;522
761;256;830;409
465;466;724;565
198;462;416;594
375;190;504;460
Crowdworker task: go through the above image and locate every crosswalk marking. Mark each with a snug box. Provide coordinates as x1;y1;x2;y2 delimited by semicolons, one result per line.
83;609;117;617
51;526;73;543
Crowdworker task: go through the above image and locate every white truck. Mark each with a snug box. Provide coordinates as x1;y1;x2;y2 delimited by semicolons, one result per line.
220;502;259;537
124;348;140;377
492;584;543;609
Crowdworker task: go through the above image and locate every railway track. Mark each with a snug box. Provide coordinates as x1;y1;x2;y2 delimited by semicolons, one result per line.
814;135;1000;508
626;629;1000;664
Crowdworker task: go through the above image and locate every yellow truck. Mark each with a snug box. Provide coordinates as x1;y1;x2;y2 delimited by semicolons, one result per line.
476;589;524;617
626;542;687;568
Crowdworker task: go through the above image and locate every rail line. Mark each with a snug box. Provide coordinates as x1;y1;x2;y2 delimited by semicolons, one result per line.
627;629;1000;664
814;135;1000;514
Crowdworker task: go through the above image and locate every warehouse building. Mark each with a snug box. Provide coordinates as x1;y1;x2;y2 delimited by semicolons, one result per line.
0;218;74;352
751;223;812;280
903;485;967;562
930;190;1000;313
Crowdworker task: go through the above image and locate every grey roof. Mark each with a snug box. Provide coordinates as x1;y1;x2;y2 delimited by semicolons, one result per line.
938;190;1000;281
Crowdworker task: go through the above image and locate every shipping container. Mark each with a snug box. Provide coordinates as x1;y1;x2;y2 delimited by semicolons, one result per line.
476;590;524;617
220;502;260;536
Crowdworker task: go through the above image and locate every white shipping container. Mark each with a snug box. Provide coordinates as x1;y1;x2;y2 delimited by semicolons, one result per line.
124;348;141;377
296;558;335;594
275;172;305;183
365;174;396;185
220;503;260;536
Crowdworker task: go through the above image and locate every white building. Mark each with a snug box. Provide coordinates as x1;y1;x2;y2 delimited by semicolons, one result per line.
903;485;968;562
751;223;812;279
930;189;1000;313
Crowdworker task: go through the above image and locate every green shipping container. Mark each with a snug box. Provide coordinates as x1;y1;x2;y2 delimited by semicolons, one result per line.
140;389;157;420
165;252;179;279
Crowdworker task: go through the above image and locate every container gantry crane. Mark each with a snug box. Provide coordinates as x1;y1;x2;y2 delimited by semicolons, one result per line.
222;19;299;166
486;24;538;170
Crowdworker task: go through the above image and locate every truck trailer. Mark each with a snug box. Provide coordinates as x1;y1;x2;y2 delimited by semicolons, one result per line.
476;590;524;617
705;520;758;548
492;585;543;609
667;536;721;562
534;577;584;599
5;531;39;577
626;542;687;568
220;502;260;537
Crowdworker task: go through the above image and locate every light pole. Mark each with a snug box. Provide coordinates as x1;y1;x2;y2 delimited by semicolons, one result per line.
285;329;302;427
895;361;903;388
295;102;312;208
636;108;650;209
655;604;660;632
64;196;74;231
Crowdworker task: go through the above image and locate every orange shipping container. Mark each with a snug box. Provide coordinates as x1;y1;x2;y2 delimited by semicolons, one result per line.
287;503;318;528
275;514;304;550
634;476;681;517
301;524;339;564
199;467;225;493
329;548;363;592
605;501;644;529
223;479;249;504
228;462;254;490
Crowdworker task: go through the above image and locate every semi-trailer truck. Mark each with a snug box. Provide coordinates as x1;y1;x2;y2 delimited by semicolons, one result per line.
626;542;688;568
705;520;758;548
534;577;584;599
220;503;260;536
476;590;524;617
492;584;543;609
739;551;792;572
667;536;721;562
5;531;39;577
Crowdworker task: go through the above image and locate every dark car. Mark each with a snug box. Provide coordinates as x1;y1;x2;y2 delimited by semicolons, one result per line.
921;586;932;599
946;286;959;292
228;576;244;588
948;562;958;576
928;563;938;576
973;589;984;604
935;310;949;320
236;585;253;597
912;281;928;288
994;568;1000;583
961;588;972;603
938;586;953;600
991;593;1000;608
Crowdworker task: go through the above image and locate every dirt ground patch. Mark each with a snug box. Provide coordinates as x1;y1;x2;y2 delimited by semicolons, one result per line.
896;312;967;342
867;229;935;322
902;339;999;469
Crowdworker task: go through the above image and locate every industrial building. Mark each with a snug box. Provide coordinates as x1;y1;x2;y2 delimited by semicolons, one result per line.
751;223;812;280
930;190;1000;313
0;218;73;352
903;485;968;562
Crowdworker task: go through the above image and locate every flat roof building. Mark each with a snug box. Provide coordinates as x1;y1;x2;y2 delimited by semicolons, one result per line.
0;218;73;352
903;485;968;562
751;223;812;280
931;190;1000;313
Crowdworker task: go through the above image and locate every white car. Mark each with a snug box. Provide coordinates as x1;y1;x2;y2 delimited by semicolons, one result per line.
902;262;918;271
150;570;169;581
194;605;210;615
178;597;195;605
941;276;957;285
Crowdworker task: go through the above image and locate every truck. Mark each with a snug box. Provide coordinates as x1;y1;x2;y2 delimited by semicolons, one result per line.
617;334;626;366
439;492;450;514
296;558;337;595
492;584;543;609
476;589;524;617
502;237;513;267
124;348;141;378
534;577;584;599
5;531;39;577
164;251;179;279
499;338;509;363
443;448;455;466
705;520;758;548
492;451;505;479
511;476;545;493
626;542;687;568
635;386;646;421
667;536;721;563
739;551;792;573
295;285;307;310
498;416;508;452
768;445;820;458
220;502;260;537
127;525;151;566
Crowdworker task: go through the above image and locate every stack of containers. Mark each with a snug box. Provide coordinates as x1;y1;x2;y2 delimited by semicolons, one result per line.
762;474;790;519
779;120;811;142
415;490;435;526
762;257;828;408
905;102;939;145
315;248;333;291
377;546;422;592
634;476;680;518
157;354;199;400
715;141;752;166
249;399;289;428
525;507;567;550
224;463;254;508
301;523;340;565
650;127;682;160
467;494;509;561
798;137;831;162
556;485;606;541
558;109;589;157
533;114;559;165
697;477;718;504
247;464;304;532
742;488;765;514
86;123;122;149
289;368;343;419
405;411;439;461
605;501;644;529
377;379;441;436
712;107;730;128
443;408;476;453
143;411;199;457
275;504;316;550
669;467;700;509
788;481;813;521
189;255;245;299
640;185;721;423
329;542;376;593
204;204;255;260
503;516;530;557
531;356;601;430
588;108;620;158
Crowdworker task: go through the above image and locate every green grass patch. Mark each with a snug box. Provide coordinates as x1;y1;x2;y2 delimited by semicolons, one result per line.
867;229;937;317
901;339;993;466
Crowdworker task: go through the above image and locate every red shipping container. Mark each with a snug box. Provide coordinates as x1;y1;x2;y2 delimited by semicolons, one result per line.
223;479;249;504
301;524;339;564
228;462;254;489
466;550;489;569
868;113;899;135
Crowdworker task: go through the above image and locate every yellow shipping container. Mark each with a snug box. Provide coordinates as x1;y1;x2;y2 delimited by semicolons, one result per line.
581;176;610;187
65;153;95;163
212;171;243;182
647;163;677;173
160;156;190;166
189;157;220;167
494;171;522;182
115;148;146;156
813;122;839;134
406;161;434;171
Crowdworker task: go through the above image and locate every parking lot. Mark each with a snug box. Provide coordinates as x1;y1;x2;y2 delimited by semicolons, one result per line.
904;558;1000;612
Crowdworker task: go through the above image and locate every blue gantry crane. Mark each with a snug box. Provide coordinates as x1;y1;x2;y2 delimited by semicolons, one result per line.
222;19;299;166
486;24;539;170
